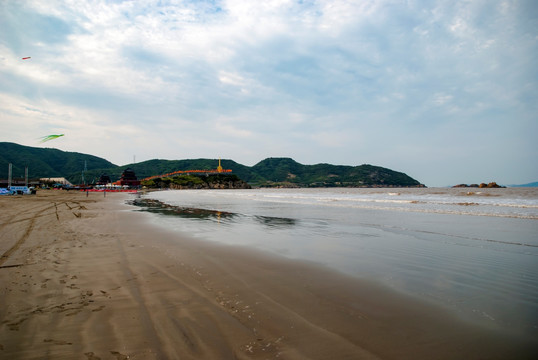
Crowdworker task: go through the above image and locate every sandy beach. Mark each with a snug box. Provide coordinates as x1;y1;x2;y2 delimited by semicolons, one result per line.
0;191;536;359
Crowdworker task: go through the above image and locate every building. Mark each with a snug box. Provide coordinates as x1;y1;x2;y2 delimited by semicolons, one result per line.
114;168;140;187
40;177;73;186
0;179;41;188
96;174;112;185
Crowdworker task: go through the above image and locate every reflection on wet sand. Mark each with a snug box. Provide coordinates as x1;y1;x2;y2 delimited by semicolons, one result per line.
129;198;297;228
254;215;297;228
129;198;236;222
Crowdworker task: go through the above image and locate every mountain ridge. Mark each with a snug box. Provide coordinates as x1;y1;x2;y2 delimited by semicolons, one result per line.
0;142;116;180
0;142;423;187
508;182;538;188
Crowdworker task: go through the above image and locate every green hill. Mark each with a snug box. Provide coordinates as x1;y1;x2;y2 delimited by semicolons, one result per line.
251;157;422;187
0;142;116;182
0;142;423;187
117;158;261;183
509;182;538;188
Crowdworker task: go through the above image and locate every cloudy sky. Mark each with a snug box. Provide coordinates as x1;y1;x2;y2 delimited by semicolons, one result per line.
1;0;536;186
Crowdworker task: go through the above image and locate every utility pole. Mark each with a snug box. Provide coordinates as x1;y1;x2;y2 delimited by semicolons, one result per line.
8;163;12;189
82;160;87;185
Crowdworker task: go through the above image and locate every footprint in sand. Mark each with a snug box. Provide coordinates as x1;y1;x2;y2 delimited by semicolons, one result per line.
84;352;101;360
43;339;72;345
65;309;82;317
110;351;130;359
7;317;28;331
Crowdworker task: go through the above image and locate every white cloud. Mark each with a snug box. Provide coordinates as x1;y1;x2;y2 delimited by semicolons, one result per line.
0;0;536;185
310;130;355;148
215;119;253;138
433;93;453;106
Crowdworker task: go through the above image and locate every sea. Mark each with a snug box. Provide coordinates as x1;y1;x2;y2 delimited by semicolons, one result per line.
127;187;538;337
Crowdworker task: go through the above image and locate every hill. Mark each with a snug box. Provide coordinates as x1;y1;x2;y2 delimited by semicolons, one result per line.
250;157;422;187
509;182;538;187
0;142;423;187
0;142;116;181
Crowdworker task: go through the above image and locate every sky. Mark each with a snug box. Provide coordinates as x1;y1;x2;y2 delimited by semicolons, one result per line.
0;0;536;187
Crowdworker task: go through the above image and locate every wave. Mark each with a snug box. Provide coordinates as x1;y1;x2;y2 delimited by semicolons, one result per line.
147;188;538;219
246;193;538;219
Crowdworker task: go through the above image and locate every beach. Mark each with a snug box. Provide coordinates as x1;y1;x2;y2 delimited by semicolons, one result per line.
0;190;536;359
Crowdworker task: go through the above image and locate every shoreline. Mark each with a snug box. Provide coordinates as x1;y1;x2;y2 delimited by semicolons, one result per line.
0;191;536;359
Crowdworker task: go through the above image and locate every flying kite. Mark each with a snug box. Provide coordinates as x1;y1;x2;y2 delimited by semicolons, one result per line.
22;57;31;60
39;134;64;143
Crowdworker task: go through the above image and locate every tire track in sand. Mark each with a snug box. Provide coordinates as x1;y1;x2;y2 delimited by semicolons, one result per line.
0;202;57;232
0;195;88;266
0;201;65;267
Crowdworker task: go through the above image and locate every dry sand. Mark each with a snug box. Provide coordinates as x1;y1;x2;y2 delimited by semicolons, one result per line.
0;190;536;359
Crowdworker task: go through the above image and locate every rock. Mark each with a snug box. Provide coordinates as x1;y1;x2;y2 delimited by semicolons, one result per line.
453;182;504;188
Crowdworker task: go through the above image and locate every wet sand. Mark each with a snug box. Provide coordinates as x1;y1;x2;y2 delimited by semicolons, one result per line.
0;190;536;359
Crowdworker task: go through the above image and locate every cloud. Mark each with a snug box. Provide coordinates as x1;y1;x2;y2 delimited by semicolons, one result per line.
432;93;453;106
214;117;254;138
0;0;536;185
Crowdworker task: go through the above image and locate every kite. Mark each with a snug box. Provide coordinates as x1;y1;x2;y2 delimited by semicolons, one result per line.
39;134;64;143
22;57;31;60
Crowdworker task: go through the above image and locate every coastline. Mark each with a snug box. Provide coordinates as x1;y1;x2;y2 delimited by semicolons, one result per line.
0;191;536;359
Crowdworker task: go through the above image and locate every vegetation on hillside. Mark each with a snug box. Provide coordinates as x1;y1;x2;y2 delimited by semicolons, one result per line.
251;158;422;187
0;142;423;187
0;142;116;181
142;174;251;189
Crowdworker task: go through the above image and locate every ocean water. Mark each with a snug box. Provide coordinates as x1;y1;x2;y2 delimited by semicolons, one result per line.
128;187;538;336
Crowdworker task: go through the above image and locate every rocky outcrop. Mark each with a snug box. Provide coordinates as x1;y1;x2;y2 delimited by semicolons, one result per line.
453;182;505;188
145;174;251;190
169;180;251;190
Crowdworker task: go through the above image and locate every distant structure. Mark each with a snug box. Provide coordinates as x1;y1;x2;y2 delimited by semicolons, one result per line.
114;168;140;187
141;159;232;182
40;177;73;186
96;174;112;185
